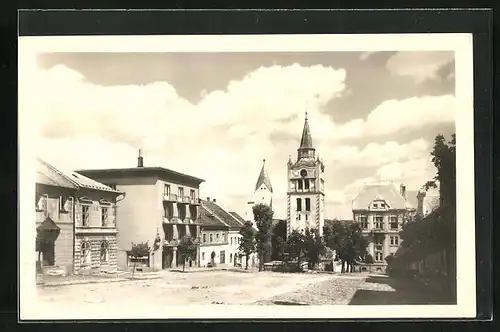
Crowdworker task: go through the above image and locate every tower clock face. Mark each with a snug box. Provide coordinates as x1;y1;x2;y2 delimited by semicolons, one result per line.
300;169;308;177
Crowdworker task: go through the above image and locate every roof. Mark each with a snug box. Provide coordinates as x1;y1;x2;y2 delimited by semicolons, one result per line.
76;167;205;185
202;200;243;231
199;206;230;230
37;158;121;194
352;183;414;211
405;190;419;211
37;216;61;232
36;158;78;189
255;159;273;193
298;112;314;150
229;211;246;225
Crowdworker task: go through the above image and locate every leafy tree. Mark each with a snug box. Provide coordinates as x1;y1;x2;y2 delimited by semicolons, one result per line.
271;219;287;260
304;227;325;269
253;203;274;271
129;241;151;278
286;229;306;271
238;220;256;270
177;235;198;272
323;220;367;273
364;253;375;264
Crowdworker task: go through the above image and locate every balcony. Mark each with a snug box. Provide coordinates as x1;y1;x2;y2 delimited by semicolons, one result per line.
371;228;386;234
190;197;201;205
163;193;177;202
179;196;191;204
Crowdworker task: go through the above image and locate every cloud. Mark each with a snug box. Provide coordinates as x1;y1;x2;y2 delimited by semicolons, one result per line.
386;51;454;83
359;51;376;61
332;95;456;140
328;138;430;168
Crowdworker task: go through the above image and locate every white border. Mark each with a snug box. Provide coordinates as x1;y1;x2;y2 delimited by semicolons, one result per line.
18;33;476;320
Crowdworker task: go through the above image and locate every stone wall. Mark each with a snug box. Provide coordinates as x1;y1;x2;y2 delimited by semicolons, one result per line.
74;235;118;274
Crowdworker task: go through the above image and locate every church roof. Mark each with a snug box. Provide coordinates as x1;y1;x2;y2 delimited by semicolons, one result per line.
352;183;415;211
255;159;273;193
298;112;314;150
202;200;243;231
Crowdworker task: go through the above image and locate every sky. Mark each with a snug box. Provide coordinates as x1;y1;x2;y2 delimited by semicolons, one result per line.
30;50;456;220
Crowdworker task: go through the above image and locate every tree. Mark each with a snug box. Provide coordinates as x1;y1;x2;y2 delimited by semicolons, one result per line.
177;235;197;272
364;253;375;264
271;219;287;261
129;241;151;278
286;229;306;271
323;220;367;273
253;203;274;271
238;220;256;270
304;228;325;269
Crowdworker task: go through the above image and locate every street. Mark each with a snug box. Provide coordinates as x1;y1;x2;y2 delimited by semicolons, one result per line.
35;270;448;308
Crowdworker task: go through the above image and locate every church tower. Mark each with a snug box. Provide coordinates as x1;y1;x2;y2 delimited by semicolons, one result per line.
244;159;273;222
286;112;325;237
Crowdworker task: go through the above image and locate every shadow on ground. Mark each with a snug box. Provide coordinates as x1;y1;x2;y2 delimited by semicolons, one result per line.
349;275;456;305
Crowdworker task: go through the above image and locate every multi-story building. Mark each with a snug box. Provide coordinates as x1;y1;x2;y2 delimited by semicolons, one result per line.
36;158;124;275
76;151;204;271
286;112;326;237
352;182;416;271
199;200;230;267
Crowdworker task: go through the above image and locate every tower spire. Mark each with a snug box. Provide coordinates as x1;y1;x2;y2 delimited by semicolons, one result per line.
297;112;315;159
255;158;273;193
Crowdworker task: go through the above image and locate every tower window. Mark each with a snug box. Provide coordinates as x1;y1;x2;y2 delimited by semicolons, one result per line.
297;180;303;190
296;198;302;212
305;198;311;211
304;179;310;190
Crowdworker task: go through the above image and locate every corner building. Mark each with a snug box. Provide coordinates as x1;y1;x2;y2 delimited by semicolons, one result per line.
286;113;326;237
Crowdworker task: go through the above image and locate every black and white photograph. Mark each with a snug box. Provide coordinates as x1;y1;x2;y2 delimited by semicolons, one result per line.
18;33;476;320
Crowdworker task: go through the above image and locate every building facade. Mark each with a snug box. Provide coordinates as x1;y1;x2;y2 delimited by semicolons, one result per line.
76;152;204;271
36;158;123;275
286;112;326;237
352;183;416;271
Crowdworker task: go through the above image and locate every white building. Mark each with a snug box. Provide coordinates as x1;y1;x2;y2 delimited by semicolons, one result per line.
244;159;273;223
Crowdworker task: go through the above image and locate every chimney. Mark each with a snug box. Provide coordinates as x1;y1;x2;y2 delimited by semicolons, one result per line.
137;149;144;168
213;198;217;203
400;183;406;199
206;197;210;202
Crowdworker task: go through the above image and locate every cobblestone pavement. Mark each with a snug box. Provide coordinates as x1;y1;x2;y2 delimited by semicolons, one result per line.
34;271;448;312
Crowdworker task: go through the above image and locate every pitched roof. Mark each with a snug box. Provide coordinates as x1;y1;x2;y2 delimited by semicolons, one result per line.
405;190;419;211
37;216;61;232
352;183;414;210
298;113;314;150
37;158;121;193
199;206;230;230
36;158;78;189
202;200;243;231
229;211;246;225
255;159;273;193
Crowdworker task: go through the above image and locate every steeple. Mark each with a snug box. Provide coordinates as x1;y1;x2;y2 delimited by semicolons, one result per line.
255;159;273;193
297;111;315;159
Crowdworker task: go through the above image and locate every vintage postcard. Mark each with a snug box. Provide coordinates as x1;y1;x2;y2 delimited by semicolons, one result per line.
18;33;475;320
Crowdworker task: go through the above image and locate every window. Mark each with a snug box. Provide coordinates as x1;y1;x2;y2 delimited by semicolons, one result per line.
201;252;205;260
298;214;301;221
216;233;220;240
375;252;384;262
220;251;225;264
100;241;109;262
375;237;384;251
296;198;302;211
373;203;378;208
230;237;233;245
178;187;184;197
305;198;311;211
305;214;308;221
59;196;66;213
359;215;368;229
297;180;303;190
190;189;195;199
164;184;170;195
304;179;310;190
390;216;399;230
81;241;91;266
81;205;90;227
390;236;399;246
230;253;233;263
203;234;206;243
374;216;383;229
101;207;108;226
210;234;213;242
380;203;385;208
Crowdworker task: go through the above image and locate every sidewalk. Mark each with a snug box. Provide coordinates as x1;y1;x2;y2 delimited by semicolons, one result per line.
37;270;163;287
